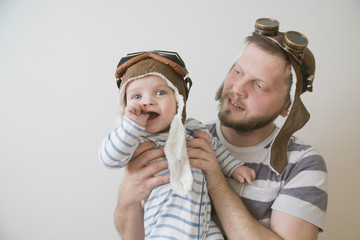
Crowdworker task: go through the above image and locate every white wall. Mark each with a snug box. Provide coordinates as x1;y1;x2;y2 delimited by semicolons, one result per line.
1;0;359;239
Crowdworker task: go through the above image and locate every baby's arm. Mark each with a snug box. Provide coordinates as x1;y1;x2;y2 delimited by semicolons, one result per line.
99;117;144;168
124;102;149;127
184;118;256;184
209;130;256;184
231;165;256;185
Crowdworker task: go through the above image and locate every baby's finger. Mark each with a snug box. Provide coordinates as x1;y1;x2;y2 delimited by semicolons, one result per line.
250;169;256;181
244;175;253;184
237;176;245;183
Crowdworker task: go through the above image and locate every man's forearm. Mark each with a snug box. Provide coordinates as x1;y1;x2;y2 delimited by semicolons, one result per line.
114;200;145;240
209;180;281;240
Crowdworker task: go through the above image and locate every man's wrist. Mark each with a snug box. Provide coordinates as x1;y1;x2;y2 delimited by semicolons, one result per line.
208;173;230;195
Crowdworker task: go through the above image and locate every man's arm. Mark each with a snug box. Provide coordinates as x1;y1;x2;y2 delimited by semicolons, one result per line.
114;195;144;240
187;130;319;240
114;141;169;239
270;210;319;240
208;176;282;240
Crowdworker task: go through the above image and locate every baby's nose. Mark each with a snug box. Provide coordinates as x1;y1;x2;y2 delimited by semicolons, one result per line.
141;96;155;106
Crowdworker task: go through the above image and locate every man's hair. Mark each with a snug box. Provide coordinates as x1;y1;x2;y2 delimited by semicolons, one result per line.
245;33;293;92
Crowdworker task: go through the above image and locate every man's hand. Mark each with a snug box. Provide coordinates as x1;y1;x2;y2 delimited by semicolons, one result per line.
114;141;169;238
119;141;169;204
186;130;227;192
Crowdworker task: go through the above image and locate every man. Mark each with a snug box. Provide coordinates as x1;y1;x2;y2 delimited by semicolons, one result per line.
114;18;328;240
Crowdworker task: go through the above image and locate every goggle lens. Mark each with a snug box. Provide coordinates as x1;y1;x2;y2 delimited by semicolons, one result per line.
255;18;279;36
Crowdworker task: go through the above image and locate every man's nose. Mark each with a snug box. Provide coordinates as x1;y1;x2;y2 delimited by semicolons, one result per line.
232;78;249;98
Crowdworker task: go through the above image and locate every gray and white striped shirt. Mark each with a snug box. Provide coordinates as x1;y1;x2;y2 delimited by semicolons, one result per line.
207;120;328;231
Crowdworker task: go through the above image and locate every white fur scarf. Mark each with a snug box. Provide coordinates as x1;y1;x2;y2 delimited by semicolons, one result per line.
164;113;193;196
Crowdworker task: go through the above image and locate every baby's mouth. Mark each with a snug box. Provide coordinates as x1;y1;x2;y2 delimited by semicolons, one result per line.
148;112;160;120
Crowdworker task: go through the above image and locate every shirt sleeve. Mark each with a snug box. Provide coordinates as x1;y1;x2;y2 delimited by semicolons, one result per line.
185;118;244;177
99;117;145;168
211;136;244;177
271;147;328;230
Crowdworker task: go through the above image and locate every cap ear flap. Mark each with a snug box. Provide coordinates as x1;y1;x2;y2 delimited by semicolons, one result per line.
301;48;316;93
269;59;310;173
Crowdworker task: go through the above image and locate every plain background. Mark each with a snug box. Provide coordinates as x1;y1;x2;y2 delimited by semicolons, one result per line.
1;0;359;239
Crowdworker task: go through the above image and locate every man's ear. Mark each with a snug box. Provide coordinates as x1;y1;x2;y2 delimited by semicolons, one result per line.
280;99;291;117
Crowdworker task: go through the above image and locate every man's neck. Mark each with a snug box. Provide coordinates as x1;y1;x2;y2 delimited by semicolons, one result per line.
220;123;276;147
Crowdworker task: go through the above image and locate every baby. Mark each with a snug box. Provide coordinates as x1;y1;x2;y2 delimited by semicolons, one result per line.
99;50;256;239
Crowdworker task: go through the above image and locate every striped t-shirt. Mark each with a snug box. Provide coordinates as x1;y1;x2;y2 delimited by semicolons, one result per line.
206;120;328;231
99;117;244;239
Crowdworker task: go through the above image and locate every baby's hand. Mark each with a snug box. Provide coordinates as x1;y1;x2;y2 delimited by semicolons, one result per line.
232;166;256;185
124;103;150;127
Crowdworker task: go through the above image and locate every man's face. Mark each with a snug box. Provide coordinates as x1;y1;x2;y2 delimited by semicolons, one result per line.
218;43;291;132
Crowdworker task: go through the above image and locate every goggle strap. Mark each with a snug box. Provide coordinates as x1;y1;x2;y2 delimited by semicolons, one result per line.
116;78;121;88
184;76;192;99
301;63;314;92
265;36;312;93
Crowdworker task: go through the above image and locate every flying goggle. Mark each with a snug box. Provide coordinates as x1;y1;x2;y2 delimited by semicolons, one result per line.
254;18;314;92
117;50;187;71
254;18;308;64
115;50;192;93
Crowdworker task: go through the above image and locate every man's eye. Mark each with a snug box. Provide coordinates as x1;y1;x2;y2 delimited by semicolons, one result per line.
253;81;269;91
233;69;243;76
254;81;263;89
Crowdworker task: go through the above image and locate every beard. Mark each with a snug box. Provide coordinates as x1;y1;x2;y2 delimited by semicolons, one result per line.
218;107;280;133
216;84;283;133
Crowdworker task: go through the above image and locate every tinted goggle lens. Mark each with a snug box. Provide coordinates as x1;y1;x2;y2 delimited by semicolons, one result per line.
254;18;279;36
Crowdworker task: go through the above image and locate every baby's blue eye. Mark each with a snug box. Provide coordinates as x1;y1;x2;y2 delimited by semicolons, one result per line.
156;90;165;96
133;95;141;100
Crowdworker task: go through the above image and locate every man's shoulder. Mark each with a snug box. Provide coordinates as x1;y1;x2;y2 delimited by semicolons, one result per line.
287;136;323;158
287;135;313;151
286;135;327;172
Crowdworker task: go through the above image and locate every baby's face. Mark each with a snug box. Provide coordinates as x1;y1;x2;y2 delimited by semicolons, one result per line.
125;75;177;133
